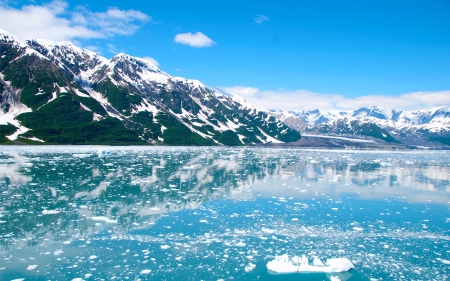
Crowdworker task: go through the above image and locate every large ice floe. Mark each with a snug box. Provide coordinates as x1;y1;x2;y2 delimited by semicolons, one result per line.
267;254;354;274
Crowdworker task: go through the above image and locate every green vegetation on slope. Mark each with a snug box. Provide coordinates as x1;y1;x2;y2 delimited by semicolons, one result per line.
0;123;17;143
218;130;242;146
156;112;215;145
16;96;143;144
92;78;142;116
131;111;162;141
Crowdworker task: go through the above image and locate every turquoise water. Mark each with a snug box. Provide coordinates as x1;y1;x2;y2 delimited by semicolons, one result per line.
0;146;449;280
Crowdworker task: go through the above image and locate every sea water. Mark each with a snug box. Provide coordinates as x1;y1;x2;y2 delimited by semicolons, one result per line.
0;146;449;280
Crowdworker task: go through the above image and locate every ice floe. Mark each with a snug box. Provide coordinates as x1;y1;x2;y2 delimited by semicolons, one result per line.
267;254;354;274
42;209;60;215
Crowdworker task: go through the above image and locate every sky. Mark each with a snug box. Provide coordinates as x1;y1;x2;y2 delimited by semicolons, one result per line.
1;0;449;111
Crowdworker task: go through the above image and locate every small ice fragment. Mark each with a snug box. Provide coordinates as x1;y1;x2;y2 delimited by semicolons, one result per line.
235;242;246;247
352;227;364;231
261;228;275;234
140;269;151;274
54;249;63;255
71;278;84;281
330;276;342;281
11;279;25;281
245;263;256;272
161;245;171;250
89;255;97;260
42;210;60;215
436;258;450;264
89;216;117;223
331;208;338;211
27;265;38;270
199;220;208;223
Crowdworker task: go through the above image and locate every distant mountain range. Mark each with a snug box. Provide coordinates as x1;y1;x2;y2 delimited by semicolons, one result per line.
0;29;300;145
271;106;450;146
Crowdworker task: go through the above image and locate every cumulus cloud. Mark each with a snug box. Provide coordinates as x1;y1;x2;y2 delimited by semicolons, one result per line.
220;86;450;112
254;15;269;24
143;56;159;67
0;0;150;41
174;32;214;48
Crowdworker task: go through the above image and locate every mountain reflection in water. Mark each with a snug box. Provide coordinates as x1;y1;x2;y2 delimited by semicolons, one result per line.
0;146;449;280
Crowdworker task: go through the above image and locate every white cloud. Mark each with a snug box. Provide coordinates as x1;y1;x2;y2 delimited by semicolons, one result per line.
143;56;159;67
254;15;269;24
0;0;150;42
84;45;102;53
220;86;259;97
220;86;450;112
107;43;117;53
174;32;214;48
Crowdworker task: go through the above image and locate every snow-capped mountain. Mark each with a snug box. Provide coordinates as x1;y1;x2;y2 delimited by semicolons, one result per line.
272;107;450;145
0;29;300;145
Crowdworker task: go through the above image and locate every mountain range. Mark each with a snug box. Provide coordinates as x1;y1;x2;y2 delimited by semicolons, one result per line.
1;29;448;148
0;29;300;145
271;106;450;146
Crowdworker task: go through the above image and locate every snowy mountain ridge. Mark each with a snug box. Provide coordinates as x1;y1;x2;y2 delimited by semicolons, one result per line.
0;29;300;145
271;106;450;145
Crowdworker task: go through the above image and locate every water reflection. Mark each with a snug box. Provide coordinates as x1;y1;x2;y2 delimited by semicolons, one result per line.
1;147;449;244
0;147;449;280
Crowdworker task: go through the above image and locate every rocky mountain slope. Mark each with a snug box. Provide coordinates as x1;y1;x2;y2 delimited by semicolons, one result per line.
272;107;450;146
0;29;300;145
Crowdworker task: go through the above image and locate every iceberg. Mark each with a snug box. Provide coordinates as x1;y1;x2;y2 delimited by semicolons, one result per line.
267;254;354;274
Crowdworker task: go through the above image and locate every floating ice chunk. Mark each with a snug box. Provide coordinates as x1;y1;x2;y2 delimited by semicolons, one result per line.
235;242;246;247
42;210;60;215
436;258;450;264
312;256;325;266
245;263;256;272
88;216;117;223
26;265;38;270
161;245;171;249
267;254;354;274
11;279;25;281
89;255;97;260
54;249;63;255
261;227;276;234
72;154;91;158
72;278;84;281
352;227;364;231
140;269;151;274
330;276;342;281
98;150;110;157
199;220;208;223
331;208;338;211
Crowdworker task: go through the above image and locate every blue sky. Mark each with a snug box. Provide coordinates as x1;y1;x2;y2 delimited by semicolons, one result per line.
1;0;450;111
